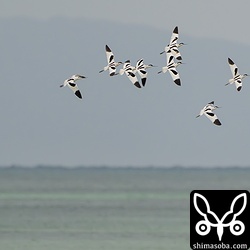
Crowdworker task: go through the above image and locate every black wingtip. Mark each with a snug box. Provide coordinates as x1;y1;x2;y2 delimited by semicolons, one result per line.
214;119;221;126
176;56;182;60
141;78;146;87
110;72;116;76
228;58;234;65
173;26;178;34
237;86;242;91
105;45;111;52
75;90;82;99
174;79;181;86
134;82;141;88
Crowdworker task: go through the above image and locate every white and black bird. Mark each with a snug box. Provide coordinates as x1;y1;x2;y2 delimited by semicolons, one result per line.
160;26;185;60
134;59;156;87
196;101;221;126
119;60;141;88
99;45;123;76
226;58;248;91
60;74;86;99
158;52;183;86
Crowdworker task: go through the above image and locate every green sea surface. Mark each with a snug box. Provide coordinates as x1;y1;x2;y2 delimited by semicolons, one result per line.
0;167;249;250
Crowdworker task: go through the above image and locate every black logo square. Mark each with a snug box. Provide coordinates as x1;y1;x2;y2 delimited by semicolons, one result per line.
190;190;250;250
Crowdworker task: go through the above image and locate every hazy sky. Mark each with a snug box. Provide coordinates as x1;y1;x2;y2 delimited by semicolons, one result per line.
1;1;250;167
2;0;250;45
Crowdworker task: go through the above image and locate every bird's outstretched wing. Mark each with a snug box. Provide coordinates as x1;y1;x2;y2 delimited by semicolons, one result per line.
67;81;82;99
136;59;147;87
123;60;141;88
170;26;179;45
228;58;239;77
166;53;181;86
204;111;221;126
105;45;117;76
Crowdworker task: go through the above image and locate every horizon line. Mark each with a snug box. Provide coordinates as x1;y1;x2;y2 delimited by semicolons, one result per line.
0;165;250;170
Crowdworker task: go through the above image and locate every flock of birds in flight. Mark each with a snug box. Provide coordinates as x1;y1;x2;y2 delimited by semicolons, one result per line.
60;26;249;126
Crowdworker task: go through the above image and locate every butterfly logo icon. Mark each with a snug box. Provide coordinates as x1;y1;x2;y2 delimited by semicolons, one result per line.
193;192;247;241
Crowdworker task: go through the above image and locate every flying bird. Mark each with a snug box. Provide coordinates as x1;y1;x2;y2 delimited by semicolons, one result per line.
196;101;222;126
60;74;86;99
99;45;123;76
158;52;183;86
160;26;185;60
119;60;141;88
226;57;248;91
134;59;156;87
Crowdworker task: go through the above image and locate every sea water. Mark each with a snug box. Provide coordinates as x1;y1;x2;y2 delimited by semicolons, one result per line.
0;167;249;250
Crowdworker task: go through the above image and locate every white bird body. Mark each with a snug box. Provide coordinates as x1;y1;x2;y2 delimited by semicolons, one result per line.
99;45;123;76
60;74;86;99
226;58;248;91
164;43;184;61
196;101;222;126
160;26;185;60
119;60;141;88
133;59;155;87
158;53;182;86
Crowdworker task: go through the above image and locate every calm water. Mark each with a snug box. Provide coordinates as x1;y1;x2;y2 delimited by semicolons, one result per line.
0;167;249;250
